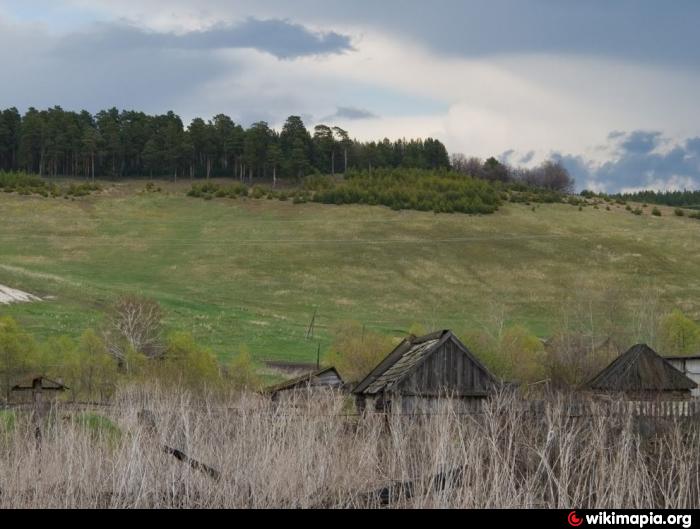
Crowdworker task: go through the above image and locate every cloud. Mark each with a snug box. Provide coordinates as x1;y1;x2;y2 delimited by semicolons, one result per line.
618;130;663;155
321;106;377;121
554;131;700;193
66;0;700;68
519;151;536;165
57;18;354;60
0;14;355;122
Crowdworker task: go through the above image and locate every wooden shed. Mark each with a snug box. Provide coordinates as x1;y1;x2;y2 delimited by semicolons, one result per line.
665;355;700;398
264;367;344;403
583;344;697;400
353;330;497;414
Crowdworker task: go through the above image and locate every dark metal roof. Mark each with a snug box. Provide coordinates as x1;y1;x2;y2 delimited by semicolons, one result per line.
263;367;344;394
584;344;697;392
353;330;495;395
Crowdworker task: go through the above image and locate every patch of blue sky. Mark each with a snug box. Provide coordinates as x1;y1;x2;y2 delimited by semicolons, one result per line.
0;0;105;32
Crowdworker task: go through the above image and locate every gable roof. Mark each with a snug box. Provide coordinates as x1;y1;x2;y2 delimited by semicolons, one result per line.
353;330;495;395
263;367;343;394
11;375;69;391
584;344;697;392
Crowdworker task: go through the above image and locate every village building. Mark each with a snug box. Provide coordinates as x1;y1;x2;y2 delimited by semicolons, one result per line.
353;330;497;415
264;367;344;403
583;344;697;400
665;355;700;398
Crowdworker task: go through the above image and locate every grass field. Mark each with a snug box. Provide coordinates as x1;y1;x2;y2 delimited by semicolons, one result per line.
1;180;700;364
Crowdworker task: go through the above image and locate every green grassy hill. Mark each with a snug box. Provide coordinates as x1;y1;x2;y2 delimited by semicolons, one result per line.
1;180;699;364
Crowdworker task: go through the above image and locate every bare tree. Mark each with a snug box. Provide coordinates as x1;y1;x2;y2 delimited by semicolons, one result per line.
539;160;575;193
105;294;165;367
514;159;575;193
451;153;484;178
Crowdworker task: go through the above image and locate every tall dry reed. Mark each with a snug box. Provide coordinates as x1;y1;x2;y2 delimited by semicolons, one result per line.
0;387;698;508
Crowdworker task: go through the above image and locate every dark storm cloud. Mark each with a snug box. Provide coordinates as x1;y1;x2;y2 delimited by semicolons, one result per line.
243;0;700;67
57;17;354;59
0;15;353;117
555;131;700;192
0;21;222;114
619;131;664;155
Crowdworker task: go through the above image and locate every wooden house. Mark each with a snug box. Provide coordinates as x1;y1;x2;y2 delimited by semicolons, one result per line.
665;355;700;398
583;344;697;400
353;330;497;414
264;367;344;403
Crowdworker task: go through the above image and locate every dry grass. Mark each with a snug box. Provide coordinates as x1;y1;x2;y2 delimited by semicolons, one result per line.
0;389;698;508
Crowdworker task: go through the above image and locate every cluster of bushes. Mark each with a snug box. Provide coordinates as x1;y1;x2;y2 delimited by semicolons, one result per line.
188;182;248;199
64;182;101;197
312;169;501;214
0;171;101;198
506;185;564;205
187;181;315;204
0;171;59;196
613;189;700;209
141;182;163;194
187;170;505;214
0;296;260;403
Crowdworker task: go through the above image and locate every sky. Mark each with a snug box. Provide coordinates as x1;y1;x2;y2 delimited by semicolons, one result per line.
1;0;699;192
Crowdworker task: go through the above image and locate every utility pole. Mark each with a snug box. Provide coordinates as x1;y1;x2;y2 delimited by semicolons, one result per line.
306;308;317;340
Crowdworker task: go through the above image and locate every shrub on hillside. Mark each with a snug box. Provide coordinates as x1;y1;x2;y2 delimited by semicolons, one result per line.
159;332;222;389
0;316;39;402
226;345;261;391
658;309;700;357
0;171;102;198
323;321;396;382
314;168;501;214
0;171;60;197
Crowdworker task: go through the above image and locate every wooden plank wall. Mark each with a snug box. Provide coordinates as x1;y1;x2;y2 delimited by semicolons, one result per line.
398;339;491;397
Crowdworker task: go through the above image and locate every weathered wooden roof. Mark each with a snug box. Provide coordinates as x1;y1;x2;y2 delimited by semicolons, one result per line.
263;367;344;394
584;344;697;392
664;354;700;362
11;375;69;391
353;330;495;396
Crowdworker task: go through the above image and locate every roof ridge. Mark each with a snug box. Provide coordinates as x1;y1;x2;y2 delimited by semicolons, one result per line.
584;343;697;392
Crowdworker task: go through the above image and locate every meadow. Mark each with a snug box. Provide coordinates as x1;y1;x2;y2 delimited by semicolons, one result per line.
1;180;700;367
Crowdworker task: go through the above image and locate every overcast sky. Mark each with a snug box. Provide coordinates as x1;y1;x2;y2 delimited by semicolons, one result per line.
1;0;699;192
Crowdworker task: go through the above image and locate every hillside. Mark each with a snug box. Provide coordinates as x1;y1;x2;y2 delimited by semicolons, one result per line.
1;180;699;364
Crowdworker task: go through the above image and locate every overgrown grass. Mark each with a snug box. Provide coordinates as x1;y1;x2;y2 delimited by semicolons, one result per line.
76;413;122;445
0;410;15;434
0;388;698;508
